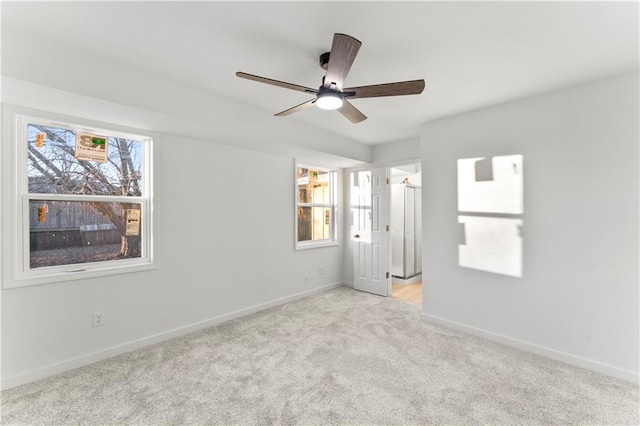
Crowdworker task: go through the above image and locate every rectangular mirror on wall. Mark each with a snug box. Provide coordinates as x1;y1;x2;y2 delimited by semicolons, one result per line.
457;155;524;277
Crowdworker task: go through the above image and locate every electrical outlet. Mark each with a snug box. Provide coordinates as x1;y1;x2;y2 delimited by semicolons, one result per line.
304;273;310;283
319;265;324;275
92;311;105;328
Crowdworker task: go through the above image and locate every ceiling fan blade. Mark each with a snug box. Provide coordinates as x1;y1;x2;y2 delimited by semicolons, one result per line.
274;99;317;117
344;79;426;99
236;72;318;94
338;100;367;124
324;34;362;90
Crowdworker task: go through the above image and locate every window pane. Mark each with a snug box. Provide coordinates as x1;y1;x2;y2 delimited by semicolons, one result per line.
297;168;311;203
27;124;144;196
298;206;332;242
29;200;142;269
297;206;312;241
312;172;329;204
350;170;371;205
297;167;330;205
296;164;336;247
297;187;311;204
312;207;331;240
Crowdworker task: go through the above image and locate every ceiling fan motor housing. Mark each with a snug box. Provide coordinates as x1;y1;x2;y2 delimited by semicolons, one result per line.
316;85;344;110
319;52;331;70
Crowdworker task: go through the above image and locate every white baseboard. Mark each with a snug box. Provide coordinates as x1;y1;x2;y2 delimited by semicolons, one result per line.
422;313;639;384
2;282;346;390
392;274;422;285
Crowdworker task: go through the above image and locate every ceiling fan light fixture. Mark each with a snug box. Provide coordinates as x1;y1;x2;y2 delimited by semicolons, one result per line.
316;92;343;110
236;33;425;123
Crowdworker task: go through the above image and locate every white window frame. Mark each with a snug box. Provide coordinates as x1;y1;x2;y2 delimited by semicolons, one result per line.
295;161;338;250
1;105;158;288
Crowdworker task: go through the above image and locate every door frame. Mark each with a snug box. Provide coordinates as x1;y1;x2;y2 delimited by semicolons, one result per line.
346;159;422;298
350;167;391;296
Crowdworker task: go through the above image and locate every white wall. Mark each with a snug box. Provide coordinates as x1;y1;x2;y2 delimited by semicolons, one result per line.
0;79;352;389
421;72;639;382
372;137;420;166
1;29;372;166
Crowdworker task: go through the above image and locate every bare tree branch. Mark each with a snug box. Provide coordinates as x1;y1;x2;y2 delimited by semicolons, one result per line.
29;125;145;257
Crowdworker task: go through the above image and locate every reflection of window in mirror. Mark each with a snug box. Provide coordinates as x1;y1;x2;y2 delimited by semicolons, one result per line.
458;155;523;214
457;155;524;277
458;216;523;277
474;157;493;181
295;163;338;249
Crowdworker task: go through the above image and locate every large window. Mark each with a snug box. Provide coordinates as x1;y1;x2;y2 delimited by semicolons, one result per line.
2;106;156;287
295;163;338;249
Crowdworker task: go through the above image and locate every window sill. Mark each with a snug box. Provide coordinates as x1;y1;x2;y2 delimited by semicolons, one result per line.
4;260;158;289
295;240;339;250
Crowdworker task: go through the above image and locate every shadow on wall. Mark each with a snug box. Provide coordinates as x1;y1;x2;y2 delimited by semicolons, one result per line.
457;155;524;277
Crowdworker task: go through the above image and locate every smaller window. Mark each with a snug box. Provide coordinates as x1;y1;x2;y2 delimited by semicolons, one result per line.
295;163;338;249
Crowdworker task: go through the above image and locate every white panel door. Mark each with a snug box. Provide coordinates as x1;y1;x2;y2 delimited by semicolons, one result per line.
351;168;390;296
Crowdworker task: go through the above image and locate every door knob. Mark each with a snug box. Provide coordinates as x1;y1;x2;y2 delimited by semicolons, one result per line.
353;234;360;239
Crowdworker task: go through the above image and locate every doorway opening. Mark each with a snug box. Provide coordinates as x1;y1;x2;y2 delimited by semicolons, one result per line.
390;163;422;305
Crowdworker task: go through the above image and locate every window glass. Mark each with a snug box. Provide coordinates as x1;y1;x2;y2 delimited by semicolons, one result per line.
29;200;143;269
27;124;144;196
2;108;156;288
296;164;337;248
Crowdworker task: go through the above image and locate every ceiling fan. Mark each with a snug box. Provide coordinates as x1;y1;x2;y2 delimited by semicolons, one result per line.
236;33;425;124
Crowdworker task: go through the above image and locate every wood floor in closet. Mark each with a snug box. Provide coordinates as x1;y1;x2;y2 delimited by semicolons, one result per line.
391;282;422;305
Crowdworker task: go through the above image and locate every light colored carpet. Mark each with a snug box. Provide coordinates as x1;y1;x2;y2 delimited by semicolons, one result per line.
1;286;638;425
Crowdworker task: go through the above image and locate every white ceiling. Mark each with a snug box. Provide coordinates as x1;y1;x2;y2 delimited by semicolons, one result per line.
2;1;638;146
